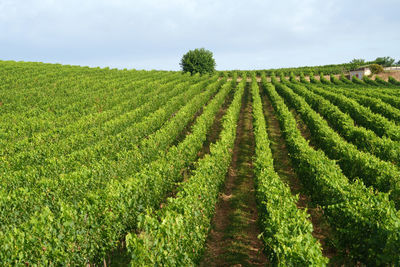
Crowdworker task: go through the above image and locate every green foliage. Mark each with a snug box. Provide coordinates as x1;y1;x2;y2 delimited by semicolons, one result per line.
351;75;364;85
288;82;400;166
222;62;363;77
369;63;384;74
330;74;343;85
319;72;331;84
278;72;286;82
389;76;400;85
126;78;245;266
277;82;400;207
309;83;400;141
349;58;365;70
374;56;396;67
299;72;309;84
289;71;298;83
350;58;365;64
0;61;222;264
264;79;400;265
340;74;352;84
180;48;216;75
309;72;321;84
253;76;328;266
374;76;389;86
362;75;379;86
2;60;400;266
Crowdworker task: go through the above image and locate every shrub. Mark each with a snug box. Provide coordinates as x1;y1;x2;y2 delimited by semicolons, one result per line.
369;64;384;74
349;58;365;70
180;48;216;75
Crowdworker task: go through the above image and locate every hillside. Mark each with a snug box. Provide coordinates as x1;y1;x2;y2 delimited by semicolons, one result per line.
1;61;400;266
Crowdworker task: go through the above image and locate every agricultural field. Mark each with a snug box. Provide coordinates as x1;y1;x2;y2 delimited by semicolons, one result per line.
1;60;400;266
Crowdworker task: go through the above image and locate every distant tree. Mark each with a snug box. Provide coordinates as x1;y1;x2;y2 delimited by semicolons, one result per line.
374;56;395;67
396;60;400;66
180;48;216;75
350;58;365;65
349;58;365;70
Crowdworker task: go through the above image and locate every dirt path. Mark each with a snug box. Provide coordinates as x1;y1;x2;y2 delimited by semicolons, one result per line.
199;83;267;266
260;88;337;260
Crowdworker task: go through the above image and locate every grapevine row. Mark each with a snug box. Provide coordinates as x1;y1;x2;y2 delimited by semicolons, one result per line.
0;77;229;264
284;81;400;165
305;84;400;141
125;78;245;266
274;81;400;208
321;86;400;123
262;76;400;265
251;78;327;265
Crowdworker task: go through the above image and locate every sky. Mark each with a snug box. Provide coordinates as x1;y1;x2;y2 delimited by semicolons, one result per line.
1;0;399;70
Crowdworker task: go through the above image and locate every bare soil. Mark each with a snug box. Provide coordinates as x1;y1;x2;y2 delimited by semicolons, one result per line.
200;83;267;266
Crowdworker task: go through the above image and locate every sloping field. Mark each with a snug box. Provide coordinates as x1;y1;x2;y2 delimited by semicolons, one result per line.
1;61;400;266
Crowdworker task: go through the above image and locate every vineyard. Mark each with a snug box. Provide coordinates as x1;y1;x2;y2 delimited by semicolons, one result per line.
1;60;400;266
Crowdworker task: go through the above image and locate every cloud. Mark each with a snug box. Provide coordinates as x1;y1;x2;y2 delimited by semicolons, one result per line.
0;0;399;70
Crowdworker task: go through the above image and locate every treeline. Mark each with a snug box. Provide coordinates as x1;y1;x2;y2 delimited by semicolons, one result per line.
220;56;400;77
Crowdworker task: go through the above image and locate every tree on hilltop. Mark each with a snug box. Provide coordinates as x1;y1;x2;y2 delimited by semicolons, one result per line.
374;56;395;67
349;58;365;70
180;48;216;75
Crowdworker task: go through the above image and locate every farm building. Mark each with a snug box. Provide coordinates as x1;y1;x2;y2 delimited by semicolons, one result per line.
349;67;371;79
384;66;400;71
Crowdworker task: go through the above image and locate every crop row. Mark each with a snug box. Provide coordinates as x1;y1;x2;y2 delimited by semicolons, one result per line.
273;81;400;208
321;85;400;110
294;70;400;89
262;75;400;265
125;77;244;266
251;78;328;265
304;84;400;141
0;68;171;139
0;77;214;223
1;78;196;174
0;71;198;145
321;86;400;123
0;77;223;264
283;81;400;165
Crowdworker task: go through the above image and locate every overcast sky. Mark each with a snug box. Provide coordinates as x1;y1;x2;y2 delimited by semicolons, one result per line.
1;0;399;70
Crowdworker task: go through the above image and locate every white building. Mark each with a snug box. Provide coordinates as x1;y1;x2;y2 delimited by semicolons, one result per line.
349;67;371;79
384;66;400;71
